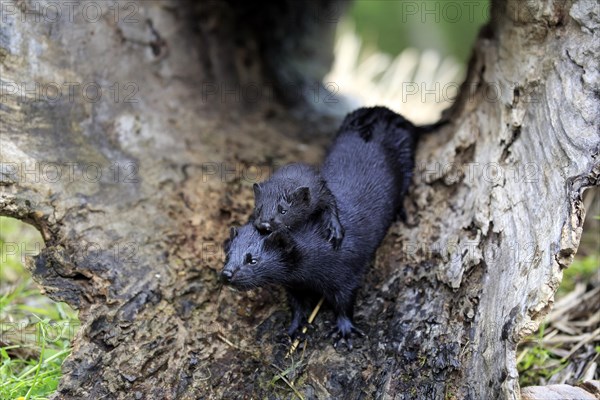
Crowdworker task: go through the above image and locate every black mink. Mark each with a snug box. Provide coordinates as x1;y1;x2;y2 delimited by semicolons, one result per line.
222;122;401;348
252;163;344;248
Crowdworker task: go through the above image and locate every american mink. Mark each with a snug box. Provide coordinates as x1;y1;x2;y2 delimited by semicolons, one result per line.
222;123;401;348
252;163;344;248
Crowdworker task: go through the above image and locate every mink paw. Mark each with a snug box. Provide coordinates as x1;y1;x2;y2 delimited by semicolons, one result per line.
327;320;365;350
287;322;313;341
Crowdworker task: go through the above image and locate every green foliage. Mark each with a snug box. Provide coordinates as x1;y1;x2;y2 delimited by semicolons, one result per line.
1;216;79;399
350;0;490;62
0;320;73;400
517;252;599;387
517;324;567;388
557;255;599;296
518;346;567;387
1;216;47;286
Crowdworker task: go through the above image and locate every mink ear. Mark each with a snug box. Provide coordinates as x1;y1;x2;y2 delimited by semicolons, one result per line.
264;231;294;254
289;186;310;206
223;238;232;253
253;183;261;197
224;226;238;253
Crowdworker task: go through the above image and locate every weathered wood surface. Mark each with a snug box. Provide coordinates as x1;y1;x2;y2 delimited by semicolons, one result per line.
0;0;598;399
521;382;599;399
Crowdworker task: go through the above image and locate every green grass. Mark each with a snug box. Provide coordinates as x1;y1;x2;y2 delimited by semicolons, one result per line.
1;216;79;400
517;254;600;387
0;319;74;400
517;323;568;387
557;254;599;297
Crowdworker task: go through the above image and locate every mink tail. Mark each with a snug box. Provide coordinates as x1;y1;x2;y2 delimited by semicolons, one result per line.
414;118;449;135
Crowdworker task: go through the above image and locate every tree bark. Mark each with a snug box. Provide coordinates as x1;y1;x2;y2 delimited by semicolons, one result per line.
0;0;598;399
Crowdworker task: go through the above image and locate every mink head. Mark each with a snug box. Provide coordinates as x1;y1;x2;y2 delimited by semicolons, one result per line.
221;224;298;290
252;182;312;234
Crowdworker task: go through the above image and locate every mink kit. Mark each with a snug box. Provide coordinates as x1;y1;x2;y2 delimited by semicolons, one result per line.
251;163;345;249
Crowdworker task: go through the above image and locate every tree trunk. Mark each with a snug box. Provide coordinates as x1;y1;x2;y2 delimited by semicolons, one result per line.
1;0;598;399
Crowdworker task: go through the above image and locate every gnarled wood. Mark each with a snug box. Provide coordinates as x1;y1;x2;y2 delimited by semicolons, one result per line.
0;0;598;399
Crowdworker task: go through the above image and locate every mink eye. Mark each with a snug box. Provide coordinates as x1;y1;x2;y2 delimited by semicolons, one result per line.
245;254;258;265
277;205;287;215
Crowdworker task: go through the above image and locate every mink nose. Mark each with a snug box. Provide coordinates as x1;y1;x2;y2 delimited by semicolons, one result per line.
221;269;233;283
258;222;272;233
